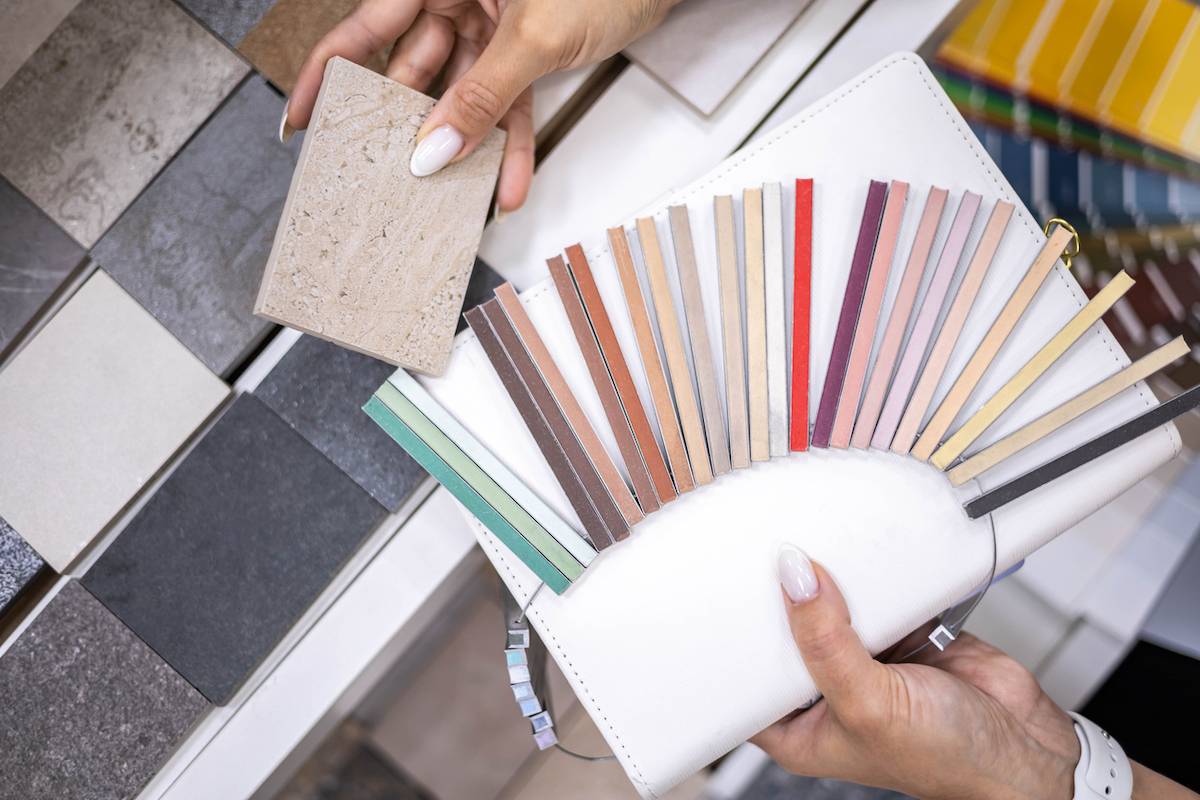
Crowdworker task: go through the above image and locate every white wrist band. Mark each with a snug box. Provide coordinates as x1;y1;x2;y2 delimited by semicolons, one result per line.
1069;712;1133;800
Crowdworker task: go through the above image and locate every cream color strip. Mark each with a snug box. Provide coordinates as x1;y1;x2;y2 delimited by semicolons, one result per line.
930;271;1135;469
714;197;750;469
948;336;1188;485
744;188;769;461
636;217;714;486
763;183;789;457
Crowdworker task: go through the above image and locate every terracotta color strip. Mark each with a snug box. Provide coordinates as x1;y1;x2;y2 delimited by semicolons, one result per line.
905;200;1015;461
881;191;982;454
466;304;615;549
547;256;662;512
830;181;909;449
903;226;1077;461
667;206;731;476
854;188;948;449
607;227;695;493
811;180;889;449
791;179;813;452
763;183;789;457
564;245;678;503
931;271;1136;470
744;188;769;461
494;283;644;525
949;337;1189;486
965;384;1200;520
636;218;714;486
714;197;750;468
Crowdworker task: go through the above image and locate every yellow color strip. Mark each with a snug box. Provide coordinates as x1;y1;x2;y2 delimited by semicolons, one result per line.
940;0;1004;73
1105;0;1189;133
1064;0;1148;114
1145;16;1200;155
947;336;1188;485
986;0;1048;87
1027;0;1105;106
930;271;1135;470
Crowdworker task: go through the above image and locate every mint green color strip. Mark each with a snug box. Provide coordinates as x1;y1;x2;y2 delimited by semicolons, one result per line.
373;383;584;580
364;396;571;594
386;369;596;566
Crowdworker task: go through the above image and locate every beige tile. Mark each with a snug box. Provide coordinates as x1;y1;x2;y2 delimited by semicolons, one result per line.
0;0;247;246
0;0;81;88
255;57;504;376
0;271;229;572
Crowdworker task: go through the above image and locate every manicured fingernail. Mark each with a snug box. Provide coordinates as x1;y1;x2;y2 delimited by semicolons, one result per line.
279;99;294;144
411;124;464;177
778;546;818;604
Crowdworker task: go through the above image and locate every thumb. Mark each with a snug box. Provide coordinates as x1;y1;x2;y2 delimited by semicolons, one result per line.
778;548;886;709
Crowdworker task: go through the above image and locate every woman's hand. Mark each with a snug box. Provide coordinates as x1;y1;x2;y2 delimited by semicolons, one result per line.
284;0;680;214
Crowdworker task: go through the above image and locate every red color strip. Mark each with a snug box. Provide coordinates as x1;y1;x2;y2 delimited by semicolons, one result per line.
790;179;812;451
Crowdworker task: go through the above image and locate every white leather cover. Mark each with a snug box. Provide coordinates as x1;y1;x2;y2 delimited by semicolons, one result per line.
416;54;1180;797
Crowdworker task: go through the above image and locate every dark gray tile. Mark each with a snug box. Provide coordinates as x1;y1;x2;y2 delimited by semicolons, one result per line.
0;178;85;356
457;257;507;333
92;76;300;376
173;0;279;45
0;580;208;799
83;394;385;704
255;336;426;511
0;516;45;613
740;762;916;800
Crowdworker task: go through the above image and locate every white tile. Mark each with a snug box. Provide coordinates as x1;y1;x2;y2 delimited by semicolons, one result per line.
1036;621;1127;711
962;577;1072;674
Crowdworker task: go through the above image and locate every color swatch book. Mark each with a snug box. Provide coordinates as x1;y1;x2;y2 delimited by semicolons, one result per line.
368;54;1181;798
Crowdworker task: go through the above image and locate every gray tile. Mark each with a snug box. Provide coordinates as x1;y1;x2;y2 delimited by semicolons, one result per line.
0;580;208;800
92;77;299;376
172;0;278;45
0;0;248;246
0;0;81;97
0;516;44;614
83;394;385;704
457;257;507;333
255;336;427;511
740;762;915;800
0;177;84;356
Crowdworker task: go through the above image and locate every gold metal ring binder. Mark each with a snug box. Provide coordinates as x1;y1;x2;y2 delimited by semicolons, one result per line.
1043;218;1079;269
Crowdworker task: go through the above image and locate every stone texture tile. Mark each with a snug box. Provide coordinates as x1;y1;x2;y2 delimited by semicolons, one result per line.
255;335;427;511
82;394;385;705
0;580;209;800
0;177;85;356
92;77;300;376
0;0;81;89
238;0;388;94
0;0;248;247
254;57;504;376
739;762;915;800
0;516;44;614
0;270;230;573
172;0;278;46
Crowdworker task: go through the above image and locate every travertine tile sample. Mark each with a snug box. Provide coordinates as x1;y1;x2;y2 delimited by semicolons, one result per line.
0;0;81;88
0;581;208;800
0;271;229;572
0;0;247;246
255;57;505;376
83;394;385;704
92;77;301;375
256;335;427;510
238;0;388;93
173;0;279;45
0;177;85;356
0;516;44;614
623;0;813;115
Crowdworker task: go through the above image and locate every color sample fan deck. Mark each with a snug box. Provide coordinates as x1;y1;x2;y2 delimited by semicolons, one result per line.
790;179;813;452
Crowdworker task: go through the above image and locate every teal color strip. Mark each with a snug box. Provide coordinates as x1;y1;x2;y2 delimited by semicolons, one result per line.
364;396;571;594
386;369;596;566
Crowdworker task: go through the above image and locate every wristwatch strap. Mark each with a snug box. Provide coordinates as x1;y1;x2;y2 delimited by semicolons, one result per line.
1069;712;1133;800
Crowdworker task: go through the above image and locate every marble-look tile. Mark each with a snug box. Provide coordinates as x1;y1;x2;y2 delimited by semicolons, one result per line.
0;0;248;246
238;0;388;93
254;57;504;376
82;394;385;704
0;177;85;356
0;581;208;799
0;0;81;89
0;271;230;572
172;0;279;46
255;335;426;510
0;516;44;614
92;77;300;376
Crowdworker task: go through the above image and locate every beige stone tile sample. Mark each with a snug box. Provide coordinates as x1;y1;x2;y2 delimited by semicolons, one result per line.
0;271;229;572
256;57;505;376
0;0;247;247
0;0;82;88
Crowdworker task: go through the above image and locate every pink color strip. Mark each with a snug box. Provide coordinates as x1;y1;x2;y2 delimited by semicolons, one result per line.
829;181;909;448
851;188;948;449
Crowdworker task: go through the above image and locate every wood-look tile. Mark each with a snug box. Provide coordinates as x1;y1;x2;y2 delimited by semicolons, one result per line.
0;516;44;615
0;581;208;799
0;0;248;247
255;57;504;376
0;0;81;89
0;177;85;357
93;77;300;376
0;271;230;573
173;0;279;45
82;394;386;704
